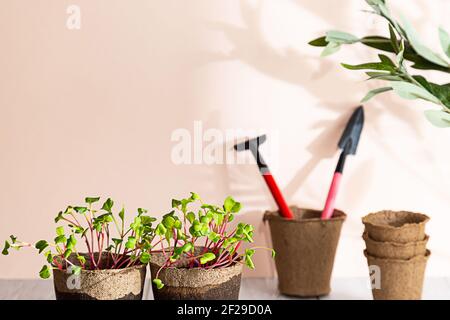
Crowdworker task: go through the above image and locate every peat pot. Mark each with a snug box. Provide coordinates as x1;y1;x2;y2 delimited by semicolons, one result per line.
53;253;147;300
364;250;430;300
264;207;346;297
362;211;429;243
149;248;242;300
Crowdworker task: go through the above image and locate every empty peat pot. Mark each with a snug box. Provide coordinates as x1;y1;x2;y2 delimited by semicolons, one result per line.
53;253;147;300
363;232;429;260
364;250;430;300
362;211;429;243
264;207;346;297
149;249;243;300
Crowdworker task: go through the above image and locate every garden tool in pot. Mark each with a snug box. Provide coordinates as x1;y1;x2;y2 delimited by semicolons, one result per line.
234;135;294;219
322;106;364;220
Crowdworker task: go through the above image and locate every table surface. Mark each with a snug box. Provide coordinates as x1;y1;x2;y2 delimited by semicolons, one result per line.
1;277;449;300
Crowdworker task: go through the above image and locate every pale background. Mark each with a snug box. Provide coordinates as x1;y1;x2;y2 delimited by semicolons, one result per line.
1;0;450;280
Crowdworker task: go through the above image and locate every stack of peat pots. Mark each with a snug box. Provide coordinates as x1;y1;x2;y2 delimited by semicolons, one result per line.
362;210;430;300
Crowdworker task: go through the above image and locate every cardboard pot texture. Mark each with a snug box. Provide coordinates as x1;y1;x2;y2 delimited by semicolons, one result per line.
149;248;243;300
264;207;346;297
363;232;429;260
362;211;429;243
53;253;147;300
365;250;430;300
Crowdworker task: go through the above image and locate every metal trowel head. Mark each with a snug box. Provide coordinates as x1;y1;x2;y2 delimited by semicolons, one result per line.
338;106;364;155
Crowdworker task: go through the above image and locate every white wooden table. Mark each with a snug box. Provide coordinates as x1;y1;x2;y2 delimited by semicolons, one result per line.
1;278;449;300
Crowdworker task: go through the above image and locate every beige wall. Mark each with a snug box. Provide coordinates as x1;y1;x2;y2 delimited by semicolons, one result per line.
1;0;450;279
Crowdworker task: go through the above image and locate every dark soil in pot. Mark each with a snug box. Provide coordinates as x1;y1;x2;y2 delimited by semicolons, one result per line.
53;253;147;300
149;248;243;300
264;207;346;297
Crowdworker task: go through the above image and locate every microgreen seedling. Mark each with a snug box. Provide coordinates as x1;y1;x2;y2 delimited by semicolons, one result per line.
2;197;156;278
151;193;275;289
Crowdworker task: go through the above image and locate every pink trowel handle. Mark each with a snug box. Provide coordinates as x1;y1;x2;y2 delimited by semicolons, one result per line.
321;172;342;220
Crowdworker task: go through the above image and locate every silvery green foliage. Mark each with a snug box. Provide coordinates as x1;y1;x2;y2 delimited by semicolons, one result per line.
309;0;450;128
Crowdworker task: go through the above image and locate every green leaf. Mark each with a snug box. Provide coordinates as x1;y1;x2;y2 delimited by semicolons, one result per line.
39;265;51;279
71;265;82;275
139;252;151;264
101;198;114;212
271;249;276;259
35;240;49;254
112;238;123;246
73;206;88;214
181;242;193;253
223;196;235;212
365;72;402;81
125;236;137;249
308;36;328;47
325;30;359;44
424;110;450;128
231;202;242;213
388;24;400;53
208;232;220;243
400;16;449;67
171;199;181;208
390;81;441;104
2;241;10;255
190;192;200;200
361;87;393;102
66;235;77;250
341;62;394;72
199;252;216;265
244;254;255;269
64;249;72;259
162;215;175;229
321;41;340;57
439;27;450;59
155;223;167;236
153;278;164;290
186;212;195;224
118;207;125;221
54;211;64;223
56;226;64;236
76;255;86;265
378;54;395;68
85;197;100;204
54;235;66;244
44;251;54;263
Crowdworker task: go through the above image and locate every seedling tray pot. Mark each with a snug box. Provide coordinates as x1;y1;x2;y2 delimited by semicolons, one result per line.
362;211;429;243
53;253;147;300
365;250;430;300
149;250;243;300
363;232;428;260
264;207;346;297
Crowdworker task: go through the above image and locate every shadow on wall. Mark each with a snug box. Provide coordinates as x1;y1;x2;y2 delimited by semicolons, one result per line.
198;0;436;204
191;0;450;269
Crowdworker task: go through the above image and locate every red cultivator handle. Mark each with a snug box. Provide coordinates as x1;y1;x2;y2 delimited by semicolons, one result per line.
234;135;293;219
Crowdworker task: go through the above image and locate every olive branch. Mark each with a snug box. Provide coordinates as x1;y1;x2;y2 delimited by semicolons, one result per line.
310;0;450;128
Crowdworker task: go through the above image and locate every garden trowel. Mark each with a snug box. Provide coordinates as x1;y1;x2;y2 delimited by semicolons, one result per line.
321;106;364;220
234;135;294;219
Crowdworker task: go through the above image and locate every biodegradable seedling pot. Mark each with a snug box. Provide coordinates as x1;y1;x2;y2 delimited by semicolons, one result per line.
264;207;346;297
363;232;429;260
362;211;429;243
53;253;147;300
149;250;243;300
365;250;430;300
